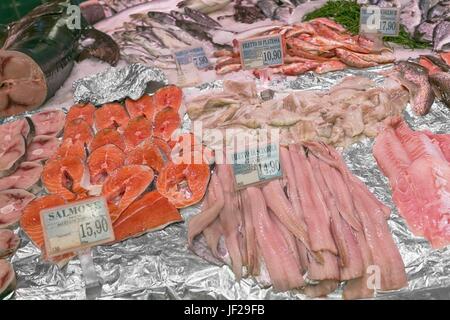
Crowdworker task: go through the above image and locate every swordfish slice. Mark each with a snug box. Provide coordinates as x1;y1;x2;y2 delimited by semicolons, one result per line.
0;189;35;228
0;161;42;191
31;109;65;136
26;135;60;161
0;135;26;177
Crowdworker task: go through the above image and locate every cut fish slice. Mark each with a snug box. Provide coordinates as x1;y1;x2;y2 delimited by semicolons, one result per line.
65;103;96;127
87;144;125;184
31;110;65;136
102;165;154;222
153;85;182;112
0;189;35;228
94;103;130;132
20;195;66;250
142;138;172;172
125;95;155;120
0;118;31;146
0;229;20;258
53;138;86;161
123;116;152;150
156;162;210;208
153;107;181;141
41;156;88;201
26;135;59;161
89;128;125;152
113;191;182;242
0;161;42;191
0;259;16;300
63;119;94;147
0;135;26;178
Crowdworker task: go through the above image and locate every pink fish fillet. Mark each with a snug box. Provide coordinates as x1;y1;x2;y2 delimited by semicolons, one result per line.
217;164;243;280
0;135;26;173
26;135;60;162
423;131;450;162
0;161;42;191
289;145;337;254
202;218;224;260
247;187;304;291
188;173;224;246
240;189;259;276
31;110;65;136
0;119;30;146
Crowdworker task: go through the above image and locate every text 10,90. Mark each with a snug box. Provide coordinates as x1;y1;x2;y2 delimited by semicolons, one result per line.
262;49;282;64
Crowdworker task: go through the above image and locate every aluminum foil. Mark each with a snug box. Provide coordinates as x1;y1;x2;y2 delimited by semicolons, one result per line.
73;63;167;105
8;65;450;300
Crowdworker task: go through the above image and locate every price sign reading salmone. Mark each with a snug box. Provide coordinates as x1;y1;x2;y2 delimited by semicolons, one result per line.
41;197;114;257
239;34;284;70
360;6;400;36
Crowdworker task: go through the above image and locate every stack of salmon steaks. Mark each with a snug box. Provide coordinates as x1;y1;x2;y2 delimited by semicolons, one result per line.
19;85;211;263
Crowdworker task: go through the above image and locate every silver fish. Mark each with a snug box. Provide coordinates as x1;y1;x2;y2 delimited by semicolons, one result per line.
170;10;192;21
257;0;278;18
427;1;450;21
390;61;435;116
415;20;438;42
184;7;222;28
147;11;177;25
433;19;450;51
152;27;190;49
400;0;422;35
429;72;450;108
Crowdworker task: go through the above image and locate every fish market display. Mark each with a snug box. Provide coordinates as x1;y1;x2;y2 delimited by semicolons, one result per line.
18;85;214;264
215;18;395;76
187;78;409;147
0;229;20;259
0;1;119;117
0;259;15;300
418;54;450;108
189;142;407;299
373;116;450;248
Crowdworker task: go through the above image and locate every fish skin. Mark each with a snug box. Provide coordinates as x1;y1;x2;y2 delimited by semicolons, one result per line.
400;0;422;35
184;7;222;28
147;11;177;25
429;71;450;107
256;0;278;18
433;20;450;51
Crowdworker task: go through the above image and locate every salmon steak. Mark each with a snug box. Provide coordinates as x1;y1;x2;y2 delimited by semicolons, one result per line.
31;110;65;136
94;103;130;132
63;118;94;147
156;162;210;208
102;165;155;222
89;128;125;152
153;107;181;141
0;189;35;228
20;195;66;248
153;85;182;112
113;191;182;242
124;138;171;172
0;161;42;191
87;144;125;184
53;138;86;161
125;95;155;120
65;103;96;127
41;156;87;201
26;135;60;162
123;116;152;150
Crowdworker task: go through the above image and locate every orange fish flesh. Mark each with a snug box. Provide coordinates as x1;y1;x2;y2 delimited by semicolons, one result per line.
153;107;181;141
94;103;130;132
123;116;152;150
87;144;125;184
63;119;94;146
125;95;155;120
65;103;96;127
89;128;125;152
153;85;183;112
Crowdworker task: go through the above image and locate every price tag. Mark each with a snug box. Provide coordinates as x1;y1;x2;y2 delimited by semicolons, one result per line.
174;46;210;70
230;142;282;189
40;197;114;257
239;34;284;70
360;6;399;36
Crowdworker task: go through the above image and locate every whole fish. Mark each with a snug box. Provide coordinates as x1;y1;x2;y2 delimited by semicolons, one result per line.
177;0;232;14
175;19;231;49
152;27;190;49
147;11;177;25
400;0;422;35
257;0;278;18
184;7;222;28
389;61;435;115
429;72;450;108
427;1;450;21
170;10;192;21
433;20;450;51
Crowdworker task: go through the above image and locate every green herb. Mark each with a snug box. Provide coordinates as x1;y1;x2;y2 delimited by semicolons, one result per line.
303;0;430;49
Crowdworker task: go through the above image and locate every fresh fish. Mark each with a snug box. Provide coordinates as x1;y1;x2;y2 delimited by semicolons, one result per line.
429;72;450;107
63;119;94;147
152;27;190;49
65;103;96;127
415;20;438;42
433;20;450;51
427;1;450;21
113;191;182;242
177;0;232;14
0;161;42;191
125;95;155;119
153;107;181;141
26;135;59;162
0;135;26;178
0;189;35;228
90;128;125;152
388;61;435;115
123;116;153;149
102;165;155;222
121;32;172;57
184;7;222;28
147;11;177;25
0;259;16;300
88;144;125;185
169;10;192;21
30;110;65;136
0;229;20;259
54;138;87;161
153;85;183;112
257;0;278;18
274;6;292;22
420;55;449;72
94;103;130;133
400;0;423;35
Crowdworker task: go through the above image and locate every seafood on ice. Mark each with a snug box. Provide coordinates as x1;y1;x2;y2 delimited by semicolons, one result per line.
186;78;409;148
373;116;450;248
214;18;395;76
188;143;407;299
19;85;211;264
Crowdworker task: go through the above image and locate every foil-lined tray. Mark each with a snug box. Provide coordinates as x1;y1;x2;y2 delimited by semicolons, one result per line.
6;64;450;299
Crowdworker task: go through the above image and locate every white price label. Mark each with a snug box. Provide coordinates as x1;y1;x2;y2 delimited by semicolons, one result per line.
360;6;399;36
239;34;284;70
41;197;114;257
230;143;282;189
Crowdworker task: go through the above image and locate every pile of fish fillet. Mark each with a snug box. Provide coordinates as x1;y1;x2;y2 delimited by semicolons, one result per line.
214;18;395;76
17;85;211;265
189;142;407;299
374;116;450;248
187;78;409;148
